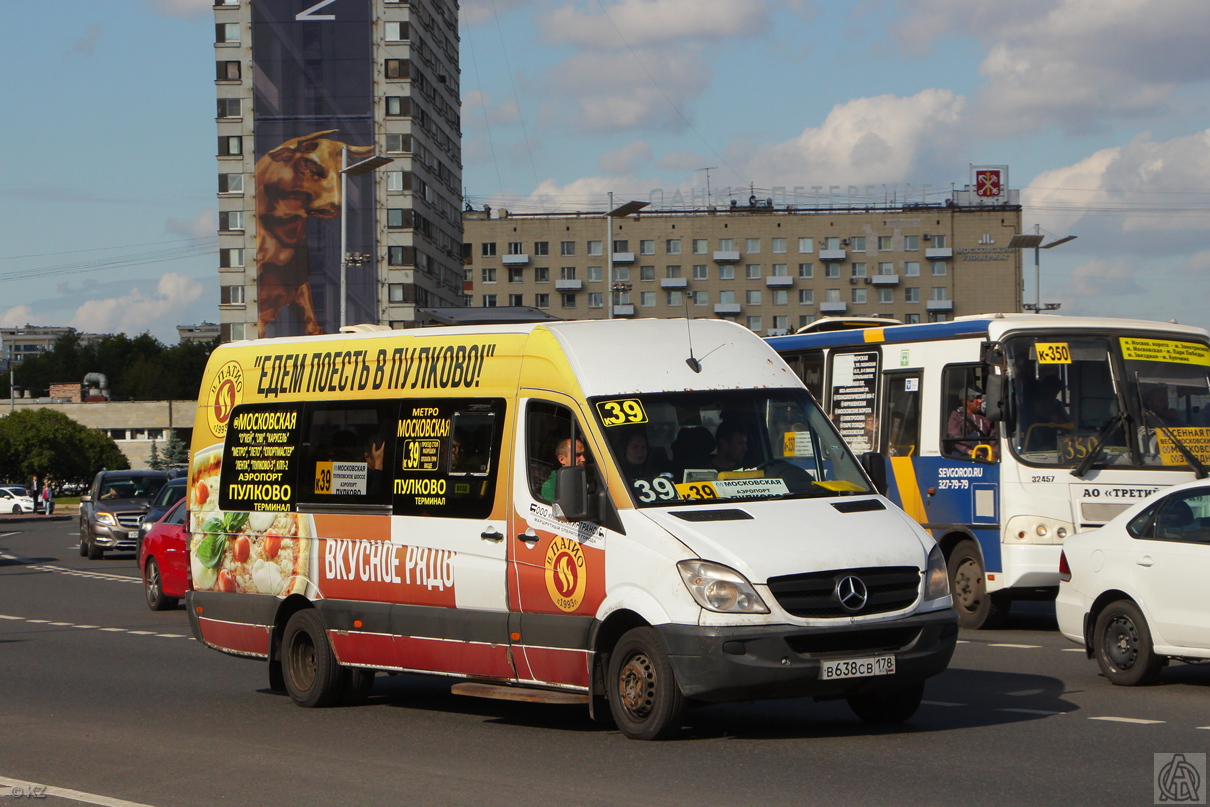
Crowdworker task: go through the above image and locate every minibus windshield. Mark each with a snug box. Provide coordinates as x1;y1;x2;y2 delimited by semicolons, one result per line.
591;388;872;507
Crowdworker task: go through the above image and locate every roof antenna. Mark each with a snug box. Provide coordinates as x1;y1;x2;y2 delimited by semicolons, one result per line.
683;301;702;373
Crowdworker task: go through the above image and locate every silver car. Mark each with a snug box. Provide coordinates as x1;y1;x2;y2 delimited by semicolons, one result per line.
79;470;170;559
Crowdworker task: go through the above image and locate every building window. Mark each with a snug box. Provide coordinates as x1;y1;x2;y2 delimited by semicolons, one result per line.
386;96;408;117
747;316;762;332
385;133;410;153
482;294;497;307
666;290;683;306
481;242;497;257
508;267;524;283
612;238;628;254
825;236;841;251
904;235;919;251
218;136;242;156
614;266;629;281
387;209;407;229
824;264;840;279
693;264;708;280
220;285;245;305
878;288;894;304
852;288;867;304
931;287;949;301
904;313;921;324
587;240;603;257
640;239;655;255
219;248;244;268
560;266;576;280
771;263;788;277
719;265;734;280
798;314;815;328
665;265;681;278
878;236;893;251
905;287;920;303
385;21;409;41
931;261;947;276
481;267;496;283
388;246;407;265
745;238;760;254
640;265;655;281
534;241;549;256
772;237;787;254
719;290;736;304
931;234;947;248
216;23;241;43
217;98;242;118
561;241;575;256
719;238;734;251
666;238;681;255
877;261;894;275
798;289;814;304
587;266;603;282
218;173;243;194
535;293;549;309
798;263;813;279
850;236;866;252
561;293;577;309
772;289;788;305
851;262;867;278
798;237;814;253
746;290;761;305
640;291;655;307
388;284;406;303
825;289;841;303
509;293;524;306
385;58;408;79
905;261;920;277
218;211;244;231
773;315;789;331
692;239;708;255
507;241;524;255
535;267;549;282
746;264;761;279
692;290;709;306
216;61;241;81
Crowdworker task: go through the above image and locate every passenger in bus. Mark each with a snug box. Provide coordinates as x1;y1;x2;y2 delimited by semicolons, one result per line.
1144;386;1183;427
711;421;751;472
1022;374;1071;451
540;437;588;500
450;428;486;473
946;387;997;460
618;427;662;479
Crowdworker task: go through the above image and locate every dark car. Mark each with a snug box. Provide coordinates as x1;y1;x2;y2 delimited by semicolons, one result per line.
79;470;170;559
137;477;187;543
139;499;188;610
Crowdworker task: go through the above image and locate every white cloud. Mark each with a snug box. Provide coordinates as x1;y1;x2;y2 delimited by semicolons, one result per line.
724;89;967;186
1059;258;1146;300
71;273;206;336
144;0;213;18
541;0;771;47
460;0;530;26
166;210;216;239
601;141;652;175
0;306;35;328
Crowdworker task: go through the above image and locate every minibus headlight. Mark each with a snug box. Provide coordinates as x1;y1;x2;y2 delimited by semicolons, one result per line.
925;544;949;601
677;560;769;614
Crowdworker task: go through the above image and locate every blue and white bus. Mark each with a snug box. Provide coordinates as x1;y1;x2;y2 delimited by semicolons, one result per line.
768;314;1210;628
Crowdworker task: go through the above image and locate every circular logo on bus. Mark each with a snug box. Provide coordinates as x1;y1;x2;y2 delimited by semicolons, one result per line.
545;536;587;613
206;360;244;439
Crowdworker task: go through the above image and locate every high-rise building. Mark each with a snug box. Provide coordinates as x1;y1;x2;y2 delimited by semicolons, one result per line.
214;0;464;343
461;170;1025;333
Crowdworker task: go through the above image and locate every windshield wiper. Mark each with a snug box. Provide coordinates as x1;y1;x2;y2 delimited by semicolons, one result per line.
1074;409;1130;479
1142;410;1209;479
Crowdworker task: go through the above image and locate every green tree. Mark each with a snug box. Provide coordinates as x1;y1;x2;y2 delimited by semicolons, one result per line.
148;440;163;471
0;408;128;486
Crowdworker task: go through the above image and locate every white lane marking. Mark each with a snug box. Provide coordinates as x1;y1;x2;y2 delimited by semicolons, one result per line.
73;625;99;629
1061;648;1086;652
956;639;970;643
29;564;140;584
1198;726;1210;730
0;614;23;620
98;628;127;633
127;631;157;636
1089;716;1165;724
0;615;192;641
26;619;50;624
998;708;1066;716
156;634;187;638
922;701;965;707
989;643;1041;649
0;774;160;807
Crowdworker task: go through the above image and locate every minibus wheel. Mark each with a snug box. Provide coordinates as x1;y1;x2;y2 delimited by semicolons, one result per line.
282;609;342;707
947;539;1009;629
607;627;686;740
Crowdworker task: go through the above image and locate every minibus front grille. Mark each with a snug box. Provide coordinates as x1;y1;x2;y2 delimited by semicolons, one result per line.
784;626;922;656
766;566;921;618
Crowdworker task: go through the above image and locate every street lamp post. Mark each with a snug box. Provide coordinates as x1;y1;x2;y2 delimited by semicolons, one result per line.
605;195;649;319
339;147;394;329
1008;225;1077;313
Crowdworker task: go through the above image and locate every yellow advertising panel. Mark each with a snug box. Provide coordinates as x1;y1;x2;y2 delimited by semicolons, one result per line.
1156;428;1210;466
1120;337;1210;366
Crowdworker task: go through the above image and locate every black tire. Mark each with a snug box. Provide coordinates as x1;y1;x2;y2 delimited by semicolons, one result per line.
342;669;376;705
1093;600;1166;686
79;530;88;557
606;627;686;741
87;533;103;561
847;682;925;724
947;539;1009;629
143;557;178;611
12;505;22;514
282;609;343;708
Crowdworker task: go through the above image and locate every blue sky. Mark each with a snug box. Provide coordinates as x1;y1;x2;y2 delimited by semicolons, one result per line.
4;0;1210;342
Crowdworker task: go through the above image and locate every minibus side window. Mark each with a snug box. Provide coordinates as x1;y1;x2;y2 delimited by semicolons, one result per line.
298;401;399;505
526;402;593;503
941;364;997;463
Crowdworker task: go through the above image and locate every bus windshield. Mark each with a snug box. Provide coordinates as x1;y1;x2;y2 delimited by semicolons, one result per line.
1006;334;1210;468
590;388;872;507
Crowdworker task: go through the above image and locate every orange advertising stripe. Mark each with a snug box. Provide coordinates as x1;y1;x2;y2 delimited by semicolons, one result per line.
889;456;927;524
198;617;271;657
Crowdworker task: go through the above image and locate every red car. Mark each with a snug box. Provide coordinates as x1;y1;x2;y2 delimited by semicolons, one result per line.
139;499;188;610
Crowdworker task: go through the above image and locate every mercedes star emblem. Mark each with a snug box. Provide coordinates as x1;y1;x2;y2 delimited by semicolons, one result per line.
835;575;869;612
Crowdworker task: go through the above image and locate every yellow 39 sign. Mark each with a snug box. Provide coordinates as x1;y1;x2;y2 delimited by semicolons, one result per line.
596;398;648;427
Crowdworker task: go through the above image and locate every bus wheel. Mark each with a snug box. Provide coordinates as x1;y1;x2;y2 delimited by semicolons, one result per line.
947;540;1009;629
847;682;924;724
607;627;686;741
282;609;342;708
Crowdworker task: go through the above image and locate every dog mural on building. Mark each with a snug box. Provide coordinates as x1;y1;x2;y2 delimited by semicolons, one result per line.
254;130;374;337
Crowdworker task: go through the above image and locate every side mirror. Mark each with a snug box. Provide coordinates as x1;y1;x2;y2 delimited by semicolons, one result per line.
983;373;1004;422
81;494;92;504
859;451;888;496
552;465;593;522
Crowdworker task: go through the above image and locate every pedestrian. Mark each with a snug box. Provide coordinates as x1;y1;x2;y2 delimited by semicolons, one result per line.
41;484;54;515
31;474;42;514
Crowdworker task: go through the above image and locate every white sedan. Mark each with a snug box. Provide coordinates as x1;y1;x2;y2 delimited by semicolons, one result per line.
1057;478;1210;685
0;487;34;514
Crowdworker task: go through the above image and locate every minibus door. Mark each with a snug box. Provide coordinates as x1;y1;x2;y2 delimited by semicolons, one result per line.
508;395;607;689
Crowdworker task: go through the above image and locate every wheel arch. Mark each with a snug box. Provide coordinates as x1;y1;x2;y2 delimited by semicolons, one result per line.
937;528;979;561
1084;589;1135;649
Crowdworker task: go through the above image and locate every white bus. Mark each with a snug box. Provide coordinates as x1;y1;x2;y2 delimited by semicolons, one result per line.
768;314;1210;628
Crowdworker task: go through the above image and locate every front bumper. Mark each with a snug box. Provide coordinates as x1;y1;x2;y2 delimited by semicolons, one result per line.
91;521;139;550
657;607;958;703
